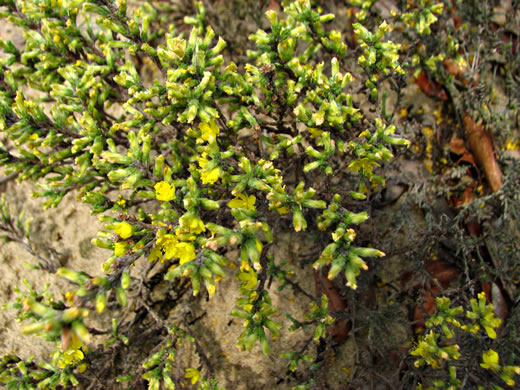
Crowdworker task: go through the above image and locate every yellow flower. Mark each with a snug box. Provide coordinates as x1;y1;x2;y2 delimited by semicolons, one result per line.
113;222;133;239
185;368;201;385
156;233;179;260
65;291;75;306
505;139;519;150
58;348;84;369
348;158;380;174
237;268;258;290
148;247;162;262
228;193;256;210
480;349;500;371
199;120;220;142
201;167;220;184
175;242;196;264
154;181;176;201
275;206;289;215
58;332;85;369
198;152;209;168
114;241;127;257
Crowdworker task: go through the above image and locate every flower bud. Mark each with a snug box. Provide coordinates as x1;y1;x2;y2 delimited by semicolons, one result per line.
72;320;91;343
303;160;322;173
301;199;326;209
344;211;369;225
121;271;131;289
96;293;107;314
200;198;220;210
292;206;307;232
353;247;385;258
58;268;90;285
116;286;127;307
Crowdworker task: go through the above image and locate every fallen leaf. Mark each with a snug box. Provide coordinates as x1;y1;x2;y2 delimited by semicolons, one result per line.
266;0;280;11
463;115;503;192
426;260;460;288
413;286;441;330
314;270;351;343
443;58;464;79
481;281;492;302
453;15;463;29
443;58;478;87
448;137;480;173
411;261;459;331
415;71;449;101
466;217;481;236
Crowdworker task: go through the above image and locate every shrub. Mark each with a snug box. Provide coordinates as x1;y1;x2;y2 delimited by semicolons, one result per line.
0;0;518;389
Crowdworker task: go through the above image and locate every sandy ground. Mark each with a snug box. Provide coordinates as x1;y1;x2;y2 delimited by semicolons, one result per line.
0;180;106;358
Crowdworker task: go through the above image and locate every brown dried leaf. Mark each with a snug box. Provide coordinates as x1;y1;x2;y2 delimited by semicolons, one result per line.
443;58;478;86
314;270;351;343
266;0;280;11
413;287;440;330
448;138;479;173
415;71;449;101
463;114;503;192
426;260;460;288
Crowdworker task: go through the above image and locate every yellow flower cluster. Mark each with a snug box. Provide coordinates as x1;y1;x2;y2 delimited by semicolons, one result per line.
149;232;196;265
149;213;206;264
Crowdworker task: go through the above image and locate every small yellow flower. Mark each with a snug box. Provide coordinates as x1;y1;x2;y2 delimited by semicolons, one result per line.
65;291;75;306
198;152;209;168
154;181;176;201
113;222;133;239
199;120;220;142
348;158;380;174
185;368;201;385
275;206;289;215
201;167;220;184
206;281;216;296
175;242;196;264
148;246;164;262
480;349;500;371
228;193;256;211
114;241;127;257
505;139;519;150
156;233;179;260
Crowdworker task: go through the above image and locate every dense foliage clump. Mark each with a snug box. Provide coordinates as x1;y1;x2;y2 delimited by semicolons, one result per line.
0;0;519;388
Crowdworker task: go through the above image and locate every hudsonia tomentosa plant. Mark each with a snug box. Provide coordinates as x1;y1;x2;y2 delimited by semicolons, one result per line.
0;0;412;388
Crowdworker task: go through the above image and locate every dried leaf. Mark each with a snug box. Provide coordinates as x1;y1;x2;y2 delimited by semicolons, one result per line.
443;58;478;86
463;115;503;192
453;15;463;29
314;270;351;343
413;287;440;330
448;138;479;172
413;261;459;330
443;58;464;79
267;0;280;11
415;71;448;101
481;281;492;301
426;260;460;288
